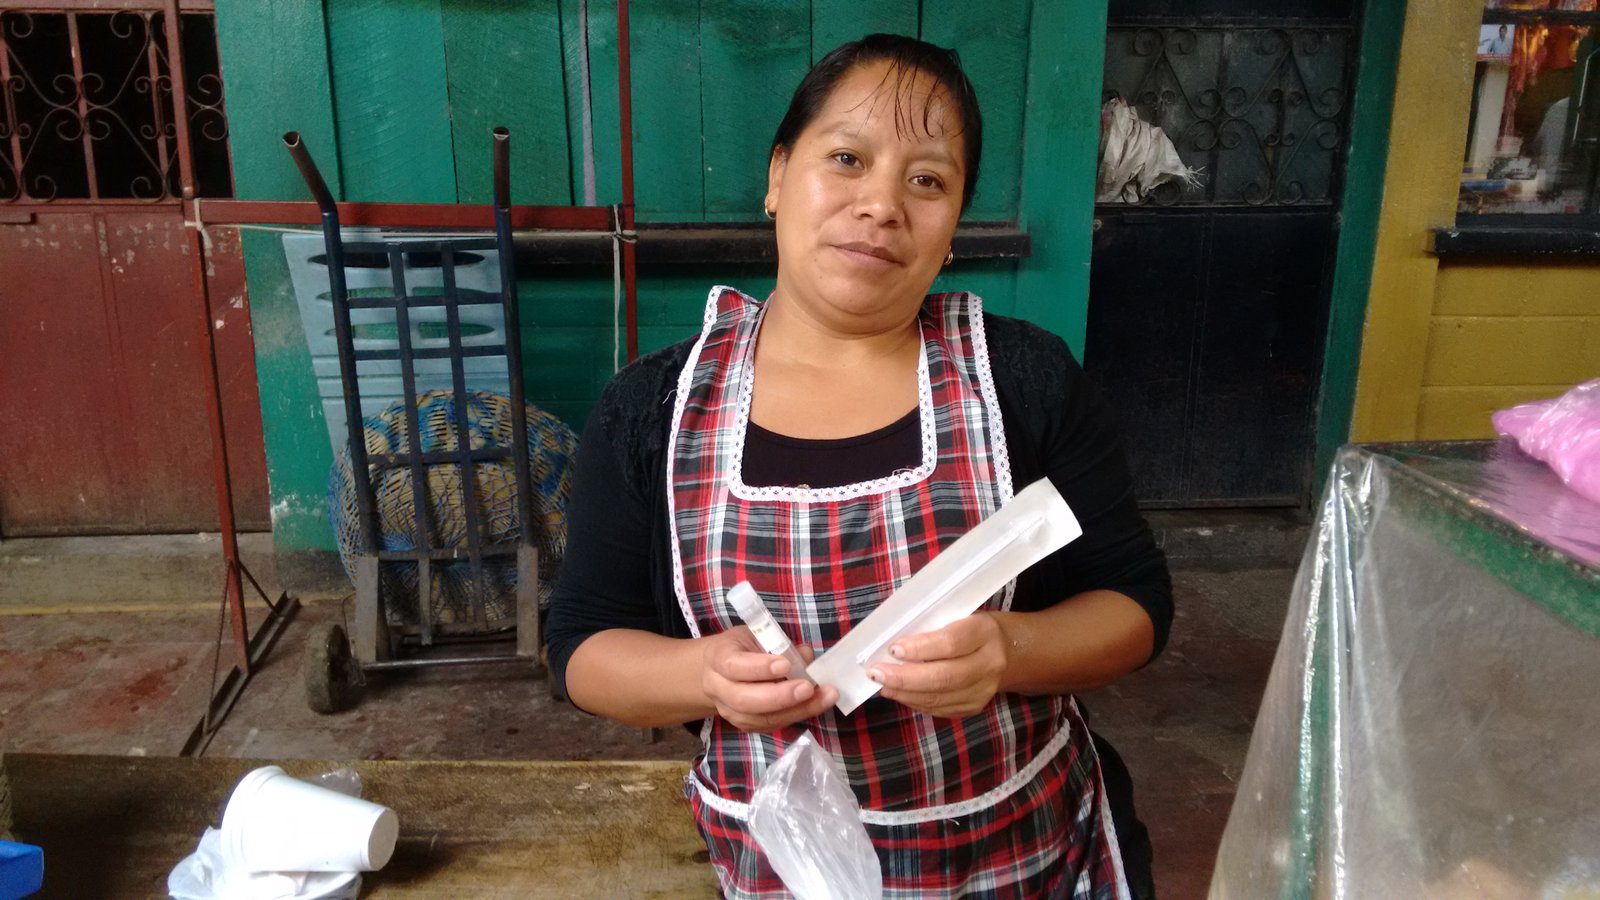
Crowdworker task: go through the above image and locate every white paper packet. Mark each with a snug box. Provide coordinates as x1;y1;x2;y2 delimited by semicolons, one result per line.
807;478;1081;714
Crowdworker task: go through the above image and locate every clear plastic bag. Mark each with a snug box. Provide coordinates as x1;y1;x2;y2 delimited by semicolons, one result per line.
1097;96;1203;203
747;733;882;900
309;768;361;799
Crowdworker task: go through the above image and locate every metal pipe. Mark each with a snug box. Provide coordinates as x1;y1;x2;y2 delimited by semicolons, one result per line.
179;593;301;756
367;447;513;469
377;543;520;562
493;126;511;210
143;12;171;195
162;0;255;669
361;654;532;672
439;249;492;631
283;132;381;557
388;246;438;647
353;345;505;361
616;0;639;361
9;0;216;8
188;198;615;229
492;129;538;557
65;14;100;200
161;2;197;199
347;291;502;310
283;132;338;215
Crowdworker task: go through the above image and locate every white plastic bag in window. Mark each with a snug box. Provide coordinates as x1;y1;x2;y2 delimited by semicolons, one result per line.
747;733;882;900
1097;96;1202;203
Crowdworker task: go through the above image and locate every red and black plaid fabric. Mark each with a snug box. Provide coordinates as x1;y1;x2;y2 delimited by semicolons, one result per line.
667;287;1128;899
689;705;1125;898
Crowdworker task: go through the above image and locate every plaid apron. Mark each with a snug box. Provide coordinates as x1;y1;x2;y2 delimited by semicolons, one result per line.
668;286;1129;899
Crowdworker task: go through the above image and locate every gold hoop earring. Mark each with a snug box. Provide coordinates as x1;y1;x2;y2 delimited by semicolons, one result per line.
944;248;954;267
763;206;776;221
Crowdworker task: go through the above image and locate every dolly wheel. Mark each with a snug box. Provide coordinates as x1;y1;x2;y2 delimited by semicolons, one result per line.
304;622;361;714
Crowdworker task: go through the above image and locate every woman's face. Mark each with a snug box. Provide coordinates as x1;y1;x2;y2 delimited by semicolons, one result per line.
765;60;966;333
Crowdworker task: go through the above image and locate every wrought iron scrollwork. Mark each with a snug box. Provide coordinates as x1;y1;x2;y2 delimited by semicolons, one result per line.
1104;25;1353;206
0;8;232;203
189;71;228;144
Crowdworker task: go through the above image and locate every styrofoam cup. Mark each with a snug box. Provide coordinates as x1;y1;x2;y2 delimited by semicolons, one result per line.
220;766;398;873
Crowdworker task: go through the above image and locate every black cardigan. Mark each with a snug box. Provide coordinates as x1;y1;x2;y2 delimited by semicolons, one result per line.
544;309;1170;899
546;311;1172;692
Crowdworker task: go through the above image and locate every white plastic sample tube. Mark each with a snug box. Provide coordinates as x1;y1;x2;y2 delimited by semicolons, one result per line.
807;477;1082;714
727;582;812;681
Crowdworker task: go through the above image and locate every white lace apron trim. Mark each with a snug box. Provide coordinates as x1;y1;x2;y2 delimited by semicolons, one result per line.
689;715;1074;827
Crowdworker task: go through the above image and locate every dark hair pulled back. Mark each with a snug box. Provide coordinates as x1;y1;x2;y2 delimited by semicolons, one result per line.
770;34;983;211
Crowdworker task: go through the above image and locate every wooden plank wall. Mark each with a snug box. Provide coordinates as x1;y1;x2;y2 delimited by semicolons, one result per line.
216;0;1066;550
325;0;458;202
442;3;573;205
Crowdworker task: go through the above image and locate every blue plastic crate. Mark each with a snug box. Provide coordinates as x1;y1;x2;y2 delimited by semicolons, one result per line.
0;841;43;900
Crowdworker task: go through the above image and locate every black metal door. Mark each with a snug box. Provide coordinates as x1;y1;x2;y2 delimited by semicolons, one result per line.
1087;0;1357;506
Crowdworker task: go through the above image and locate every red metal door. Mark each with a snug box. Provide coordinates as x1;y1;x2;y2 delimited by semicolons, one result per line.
0;209;269;534
0;5;267;535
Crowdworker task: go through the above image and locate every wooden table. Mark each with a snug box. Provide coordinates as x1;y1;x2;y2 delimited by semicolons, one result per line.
6;754;718;898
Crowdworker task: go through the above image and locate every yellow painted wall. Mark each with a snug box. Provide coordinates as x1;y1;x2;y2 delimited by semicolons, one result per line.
1418;265;1600;438
1351;0;1600;442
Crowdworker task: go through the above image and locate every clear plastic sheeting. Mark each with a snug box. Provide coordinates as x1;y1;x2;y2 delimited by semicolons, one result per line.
1211;441;1600;900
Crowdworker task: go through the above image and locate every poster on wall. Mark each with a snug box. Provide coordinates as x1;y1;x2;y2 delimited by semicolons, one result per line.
1478;24;1516;61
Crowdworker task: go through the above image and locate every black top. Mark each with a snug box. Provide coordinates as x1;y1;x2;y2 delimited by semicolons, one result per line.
742;408;922;489
544;310;1170;898
546;311;1172;686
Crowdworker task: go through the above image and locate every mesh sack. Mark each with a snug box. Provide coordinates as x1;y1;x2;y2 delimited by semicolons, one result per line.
329;390;579;631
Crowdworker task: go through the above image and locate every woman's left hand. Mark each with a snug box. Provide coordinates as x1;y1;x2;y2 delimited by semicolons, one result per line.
868;612;1011;718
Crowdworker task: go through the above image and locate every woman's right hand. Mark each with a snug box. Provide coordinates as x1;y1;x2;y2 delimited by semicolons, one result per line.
701;627;838;732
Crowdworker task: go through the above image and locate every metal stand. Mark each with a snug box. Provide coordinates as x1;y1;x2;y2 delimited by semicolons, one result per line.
166;0;299;758
286;130;542;712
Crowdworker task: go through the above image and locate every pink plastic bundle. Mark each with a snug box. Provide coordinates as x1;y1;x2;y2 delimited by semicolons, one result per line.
1492;379;1600;503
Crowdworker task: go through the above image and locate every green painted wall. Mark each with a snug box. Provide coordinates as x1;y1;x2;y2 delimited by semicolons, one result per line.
214;0;1103;552
216;3;342;551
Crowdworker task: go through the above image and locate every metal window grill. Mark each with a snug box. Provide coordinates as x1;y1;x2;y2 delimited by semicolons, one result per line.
0;5;231;203
1102;25;1355;207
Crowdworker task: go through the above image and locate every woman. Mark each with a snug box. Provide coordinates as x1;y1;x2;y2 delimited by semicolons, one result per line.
546;34;1171;899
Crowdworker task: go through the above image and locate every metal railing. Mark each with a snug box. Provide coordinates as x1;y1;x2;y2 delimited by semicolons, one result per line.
0;1;230;204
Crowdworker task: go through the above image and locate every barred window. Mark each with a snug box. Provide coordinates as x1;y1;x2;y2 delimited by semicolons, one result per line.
1101;25;1353;207
0;9;232;203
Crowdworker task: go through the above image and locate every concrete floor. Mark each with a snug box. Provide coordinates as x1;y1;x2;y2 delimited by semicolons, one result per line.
0;551;1294;899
